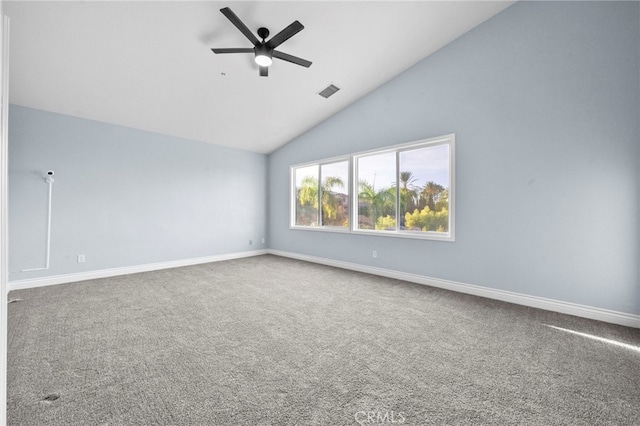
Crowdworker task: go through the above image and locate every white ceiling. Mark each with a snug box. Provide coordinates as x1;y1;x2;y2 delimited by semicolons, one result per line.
4;1;513;154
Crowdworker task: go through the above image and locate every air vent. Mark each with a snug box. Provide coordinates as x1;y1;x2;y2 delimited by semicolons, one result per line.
318;84;340;99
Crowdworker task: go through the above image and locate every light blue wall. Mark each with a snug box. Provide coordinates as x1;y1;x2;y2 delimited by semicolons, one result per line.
269;1;640;314
9;105;267;280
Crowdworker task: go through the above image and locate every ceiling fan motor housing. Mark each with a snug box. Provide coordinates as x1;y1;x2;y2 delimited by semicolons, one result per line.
257;27;270;41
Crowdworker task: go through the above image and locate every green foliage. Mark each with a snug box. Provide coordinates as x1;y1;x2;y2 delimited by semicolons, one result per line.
297;175;348;227
296;175;319;225
300;169;450;232
435;189;449;213
298;176;318;209
358;180;396;228
405;206;449;232
321;176;348;227
420;181;445;212
399;171;419;216
375;215;397;231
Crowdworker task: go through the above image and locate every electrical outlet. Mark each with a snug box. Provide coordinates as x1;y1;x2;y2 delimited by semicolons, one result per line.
261;238;265;244
77;254;86;263
372;250;377;258
249;240;253;245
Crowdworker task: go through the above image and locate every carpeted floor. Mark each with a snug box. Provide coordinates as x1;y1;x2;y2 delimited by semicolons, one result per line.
7;255;640;425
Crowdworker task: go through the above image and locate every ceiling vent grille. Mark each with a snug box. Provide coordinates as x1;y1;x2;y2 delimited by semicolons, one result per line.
318;84;340;99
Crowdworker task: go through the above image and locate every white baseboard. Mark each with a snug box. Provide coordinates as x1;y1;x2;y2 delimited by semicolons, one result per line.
8;248;639;329
8;249;268;291
267;249;640;329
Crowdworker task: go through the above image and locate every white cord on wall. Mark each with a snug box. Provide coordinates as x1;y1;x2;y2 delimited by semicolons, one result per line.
21;171;54;272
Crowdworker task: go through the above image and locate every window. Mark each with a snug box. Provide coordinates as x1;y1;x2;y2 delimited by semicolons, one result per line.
291;134;454;241
354;136;454;240
291;158;349;230
356;151;397;231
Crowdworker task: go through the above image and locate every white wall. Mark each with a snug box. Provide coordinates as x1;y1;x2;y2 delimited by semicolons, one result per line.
8;106;268;281
268;1;640;317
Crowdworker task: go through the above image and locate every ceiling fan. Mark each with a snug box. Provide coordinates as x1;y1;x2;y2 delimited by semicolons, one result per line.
211;7;312;77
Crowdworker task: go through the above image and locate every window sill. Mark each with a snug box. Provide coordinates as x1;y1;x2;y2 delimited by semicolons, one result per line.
290;225;454;241
290;226;350;234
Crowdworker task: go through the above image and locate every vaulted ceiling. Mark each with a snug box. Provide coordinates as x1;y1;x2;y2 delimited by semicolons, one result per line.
4;1;513;154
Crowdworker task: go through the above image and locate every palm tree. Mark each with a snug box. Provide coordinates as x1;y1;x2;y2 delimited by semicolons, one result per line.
435;188;449;212
298;176;318;208
398;171;419;225
321;176;346;226
420;181;445;211
358;179;395;229
297;176;318;225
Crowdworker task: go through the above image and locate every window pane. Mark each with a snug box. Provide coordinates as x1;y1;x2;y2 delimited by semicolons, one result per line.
291;135;453;240
294;165;319;226
321;161;349;228
356;152;396;231
399;144;450;233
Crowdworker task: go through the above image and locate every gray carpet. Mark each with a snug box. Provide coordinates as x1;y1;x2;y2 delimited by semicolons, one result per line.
7;255;640;425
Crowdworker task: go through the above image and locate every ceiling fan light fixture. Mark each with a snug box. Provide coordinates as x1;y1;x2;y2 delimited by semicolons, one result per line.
255;54;272;67
255;45;273;67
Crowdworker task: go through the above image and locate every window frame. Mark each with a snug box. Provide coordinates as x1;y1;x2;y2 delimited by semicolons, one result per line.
289;133;455;242
290;155;351;233
352;134;455;242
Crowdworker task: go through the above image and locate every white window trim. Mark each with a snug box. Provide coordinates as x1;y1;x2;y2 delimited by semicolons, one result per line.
352;134;455;242
290;155;351;232
290;134;455;242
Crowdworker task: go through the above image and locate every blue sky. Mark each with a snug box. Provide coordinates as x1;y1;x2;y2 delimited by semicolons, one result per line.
295;143;450;194
357;144;450;191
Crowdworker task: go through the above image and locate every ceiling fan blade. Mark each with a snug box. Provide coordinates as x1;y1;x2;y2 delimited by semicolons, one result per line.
211;48;254;54
272;50;312;68
259;66;269;77
220;7;259;46
265;21;304;49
